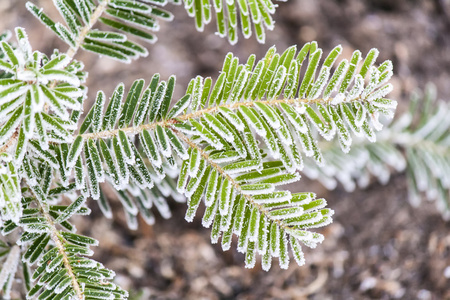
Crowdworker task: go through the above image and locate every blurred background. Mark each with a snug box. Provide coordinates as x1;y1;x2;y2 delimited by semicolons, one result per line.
1;0;450;299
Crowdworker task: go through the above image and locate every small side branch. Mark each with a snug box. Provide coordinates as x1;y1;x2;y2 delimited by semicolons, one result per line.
45;215;84;300
66;0;112;60
29;190;84;299
174;129;296;231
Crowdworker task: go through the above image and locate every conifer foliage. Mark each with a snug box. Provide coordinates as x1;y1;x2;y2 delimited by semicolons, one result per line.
302;84;450;219
26;0;177;62
182;0;283;44
0;1;401;299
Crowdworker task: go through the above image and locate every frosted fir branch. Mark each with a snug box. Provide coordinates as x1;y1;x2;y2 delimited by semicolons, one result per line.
77;95;368;141
304;87;449;218
63;44;396;212
175;129;281;226
25;1;112;62
71;44;396;170
0;28;86;158
174;129;333;270
65;0;112;60
46;228;84;300
26;187;84;299
27;0;175;62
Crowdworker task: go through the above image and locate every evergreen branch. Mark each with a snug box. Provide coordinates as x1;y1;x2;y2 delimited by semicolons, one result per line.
303;85;450;218
66;0;112;60
47;43;395;232
27;0;175;62
0;28;86;155
1;161;127;299
175;129;332;270
78;96;361;140
23;158;83;298
39;202;84;299
0;27;87;157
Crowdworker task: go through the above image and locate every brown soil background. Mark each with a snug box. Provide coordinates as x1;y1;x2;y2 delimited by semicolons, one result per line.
1;0;450;299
